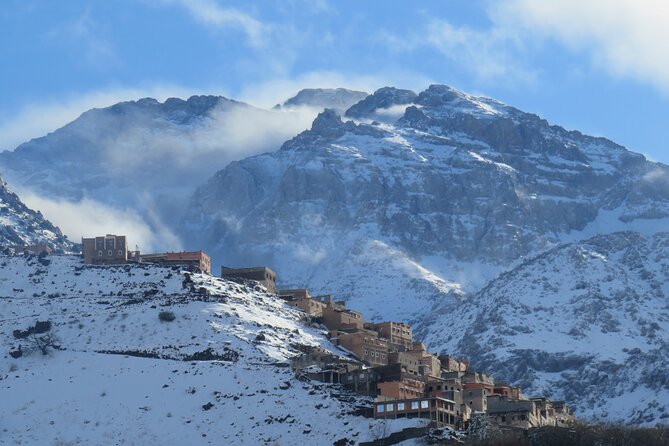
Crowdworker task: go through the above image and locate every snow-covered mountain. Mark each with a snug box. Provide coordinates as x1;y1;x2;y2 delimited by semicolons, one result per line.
424;231;669;424
3;84;669;424
0;95;324;251
0;175;69;251
0;255;417;445
179;85;669;322
276;88;369;114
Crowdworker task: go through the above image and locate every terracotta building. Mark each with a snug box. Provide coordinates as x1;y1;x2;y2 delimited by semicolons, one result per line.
285;296;326;317
141;251;211;274
365;321;413;351
405;342;441;378
374;396;458;427
322;306;364;331
82;235;127;265
221;266;277;293
335;329;389;366
12;244;52;256
278;289;312;300
377;375;425;400
463;382;493;413
439;355;469;373
387;351;421;376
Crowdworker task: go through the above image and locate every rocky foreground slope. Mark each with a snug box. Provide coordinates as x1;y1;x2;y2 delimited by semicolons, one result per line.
0;255;415;445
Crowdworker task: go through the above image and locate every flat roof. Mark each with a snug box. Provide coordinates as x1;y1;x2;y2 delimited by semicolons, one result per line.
222;266;276;275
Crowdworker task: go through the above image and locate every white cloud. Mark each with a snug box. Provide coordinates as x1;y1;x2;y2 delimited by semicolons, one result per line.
0;85;200;151
17;191;182;253
173;0;268;47
493;0;669;93
423;19;536;86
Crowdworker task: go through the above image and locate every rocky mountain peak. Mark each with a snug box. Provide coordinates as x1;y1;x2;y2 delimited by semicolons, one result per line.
344;86;418;119
279;88;369;114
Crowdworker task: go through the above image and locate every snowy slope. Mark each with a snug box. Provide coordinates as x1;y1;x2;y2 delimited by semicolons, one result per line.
0;175;70;251
424;231;669;424
0;255;416;445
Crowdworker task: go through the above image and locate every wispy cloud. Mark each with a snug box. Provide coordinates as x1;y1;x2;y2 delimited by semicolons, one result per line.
17;191;182;252
47;8;117;68
423;18;536;86
377;14;537;88
493;0;669;94
171;0;268;47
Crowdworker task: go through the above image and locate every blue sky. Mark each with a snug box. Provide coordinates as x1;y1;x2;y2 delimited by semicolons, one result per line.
1;0;668;162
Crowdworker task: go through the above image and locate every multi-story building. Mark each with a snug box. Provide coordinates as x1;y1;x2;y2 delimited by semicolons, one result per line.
405;342;442;378
365;321;413;351
286;296;327;317
322;306;364;331
387;351;421;376
82;235;127;265
335;329;389;366
141;251;211;274
439;355;469;373
373;396;458;427
221;266;277;293
463;382;493;413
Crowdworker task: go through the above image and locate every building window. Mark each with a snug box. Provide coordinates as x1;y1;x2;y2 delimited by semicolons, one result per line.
108;250;113;256
98;251;103;257
385;404;394;412
411;401;419;410
421;400;429;409
377;404;385;413
118;250;123;255
397;403;405;411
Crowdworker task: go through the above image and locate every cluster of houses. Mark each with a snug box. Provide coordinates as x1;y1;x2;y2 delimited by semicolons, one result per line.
279;288;575;430
25;234;575;431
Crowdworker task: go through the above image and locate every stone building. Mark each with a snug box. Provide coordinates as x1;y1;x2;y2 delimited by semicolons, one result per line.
141;251;211;274
221;266;277;293
82;235;127;265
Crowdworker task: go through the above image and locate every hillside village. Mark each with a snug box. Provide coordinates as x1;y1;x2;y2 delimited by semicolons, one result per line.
13;234;576;434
